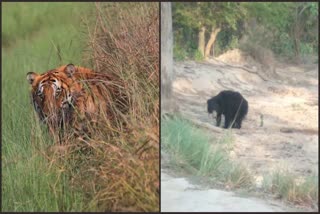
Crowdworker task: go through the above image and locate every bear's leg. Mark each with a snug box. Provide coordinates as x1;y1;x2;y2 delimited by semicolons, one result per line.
235;114;243;129
224;116;231;129
236;119;242;129
216;113;222;127
231;118;241;128
232;121;238;128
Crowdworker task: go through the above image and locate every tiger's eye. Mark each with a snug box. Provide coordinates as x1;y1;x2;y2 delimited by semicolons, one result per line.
37;91;44;100
55;88;62;98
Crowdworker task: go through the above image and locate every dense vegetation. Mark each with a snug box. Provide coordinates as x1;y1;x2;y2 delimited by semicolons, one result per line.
2;2;159;212
173;2;318;62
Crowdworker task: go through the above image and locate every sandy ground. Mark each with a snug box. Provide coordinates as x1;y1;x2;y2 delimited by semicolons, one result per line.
161;51;318;211
172;56;318;178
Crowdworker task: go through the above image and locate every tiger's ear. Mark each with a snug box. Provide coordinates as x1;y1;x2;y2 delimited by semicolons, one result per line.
26;72;39;84
65;64;77;77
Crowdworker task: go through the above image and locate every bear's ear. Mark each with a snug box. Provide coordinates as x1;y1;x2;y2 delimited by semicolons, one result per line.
26;72;39;84
64;64;77;77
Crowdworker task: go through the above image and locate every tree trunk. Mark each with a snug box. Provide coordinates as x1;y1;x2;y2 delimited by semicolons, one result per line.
293;6;302;63
294;35;301;63
204;27;221;59
198;26;206;57
161;2;174;114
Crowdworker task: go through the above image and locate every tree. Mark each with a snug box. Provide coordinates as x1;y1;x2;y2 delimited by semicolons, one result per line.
204;27;221;58
291;2;318;62
161;2;174;114
173;2;247;59
198;26;206;56
244;2;318;61
173;2;318;61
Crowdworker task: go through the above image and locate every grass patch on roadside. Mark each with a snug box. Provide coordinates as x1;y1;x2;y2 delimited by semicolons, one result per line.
161;116;253;189
263;169;318;209
162;116;318;210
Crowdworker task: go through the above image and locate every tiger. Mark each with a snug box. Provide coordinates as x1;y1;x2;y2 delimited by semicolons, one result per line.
27;64;127;143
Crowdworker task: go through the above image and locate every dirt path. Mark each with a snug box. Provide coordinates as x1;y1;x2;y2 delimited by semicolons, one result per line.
161;170;297;212
172;58;318;179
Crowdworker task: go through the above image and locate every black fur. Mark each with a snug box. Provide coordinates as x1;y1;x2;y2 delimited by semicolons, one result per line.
207;90;248;129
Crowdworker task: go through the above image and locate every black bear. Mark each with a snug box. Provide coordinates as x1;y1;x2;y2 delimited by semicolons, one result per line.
207;90;248;129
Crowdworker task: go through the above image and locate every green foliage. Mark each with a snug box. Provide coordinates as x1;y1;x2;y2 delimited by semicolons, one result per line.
173;2;318;61
243;2;318;60
300;43;314;55
173;25;198;60
173;43;203;61
173;2;245;30
215;30;239;56
272;32;295;57
173;2;246;60
243;2;292;30
173;2;201;29
173;44;188;61
193;49;204;61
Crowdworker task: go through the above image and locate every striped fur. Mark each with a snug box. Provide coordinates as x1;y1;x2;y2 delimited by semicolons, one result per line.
27;64;122;142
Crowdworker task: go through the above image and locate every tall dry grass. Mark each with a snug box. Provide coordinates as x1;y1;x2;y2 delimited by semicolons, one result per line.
47;2;159;211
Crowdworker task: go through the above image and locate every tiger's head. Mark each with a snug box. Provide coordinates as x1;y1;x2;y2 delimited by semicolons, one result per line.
26;64;87;126
27;63;128;142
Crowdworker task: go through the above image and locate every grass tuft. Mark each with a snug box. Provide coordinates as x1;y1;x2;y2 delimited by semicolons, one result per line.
263;169;318;208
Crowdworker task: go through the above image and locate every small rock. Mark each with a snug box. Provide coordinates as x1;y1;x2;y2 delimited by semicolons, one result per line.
254;176;264;188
